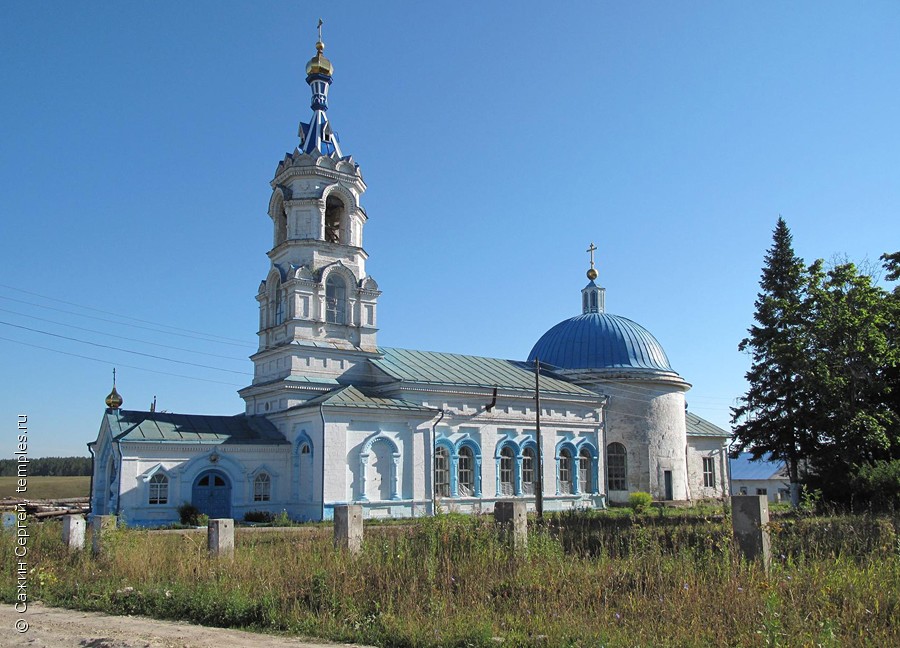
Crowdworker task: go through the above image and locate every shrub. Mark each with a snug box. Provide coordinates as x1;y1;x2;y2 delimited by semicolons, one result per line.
629;491;653;513
850;460;900;511
244;510;275;523
177;503;203;526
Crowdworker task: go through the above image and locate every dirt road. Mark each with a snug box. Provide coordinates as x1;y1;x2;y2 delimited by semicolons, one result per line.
0;603;373;648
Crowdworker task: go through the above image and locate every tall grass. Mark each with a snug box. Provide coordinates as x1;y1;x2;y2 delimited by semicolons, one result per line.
2;512;898;647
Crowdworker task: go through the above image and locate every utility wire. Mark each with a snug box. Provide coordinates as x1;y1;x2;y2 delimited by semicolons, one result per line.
0;306;249;361
0;282;248;344
0;294;254;349
0;336;245;387
0;320;251;376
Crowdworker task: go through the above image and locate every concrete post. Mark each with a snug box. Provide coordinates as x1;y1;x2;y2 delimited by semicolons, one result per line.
494;500;528;551
731;495;771;570
208;518;235;559
334;505;363;554
62;514;86;551
91;515;117;556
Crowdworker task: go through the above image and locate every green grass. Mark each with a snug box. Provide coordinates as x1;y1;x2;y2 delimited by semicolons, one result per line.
3;512;899;646
0;475;90;499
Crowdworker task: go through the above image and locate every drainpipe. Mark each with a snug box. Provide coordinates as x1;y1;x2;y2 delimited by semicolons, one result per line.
87;443;95;517
430;409;445;516
600;395;609;508
684;443;692;503
319;403;326;522
113;440;124;516
722;442;730;499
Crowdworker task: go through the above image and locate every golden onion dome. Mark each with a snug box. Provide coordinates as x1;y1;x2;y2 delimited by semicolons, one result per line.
586;268;599;281
306;40;333;76
105;385;123;409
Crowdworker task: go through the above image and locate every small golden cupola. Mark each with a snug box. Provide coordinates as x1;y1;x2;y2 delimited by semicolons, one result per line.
105;368;123;410
305;19;333;77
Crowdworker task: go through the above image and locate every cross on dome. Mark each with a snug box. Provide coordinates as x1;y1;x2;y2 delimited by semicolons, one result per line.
586;242;599;281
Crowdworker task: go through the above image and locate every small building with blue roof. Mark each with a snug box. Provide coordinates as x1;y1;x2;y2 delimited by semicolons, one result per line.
730;453;790;502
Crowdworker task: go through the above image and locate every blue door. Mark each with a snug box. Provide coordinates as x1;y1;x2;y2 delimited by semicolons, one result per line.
192;470;232;519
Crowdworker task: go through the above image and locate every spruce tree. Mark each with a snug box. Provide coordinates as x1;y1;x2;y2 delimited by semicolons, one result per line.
732;217;812;507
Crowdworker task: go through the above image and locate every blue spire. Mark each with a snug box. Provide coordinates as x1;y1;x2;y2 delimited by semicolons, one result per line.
298;21;343;157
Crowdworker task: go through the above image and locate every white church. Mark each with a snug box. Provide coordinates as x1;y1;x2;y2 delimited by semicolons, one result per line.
89;32;730;526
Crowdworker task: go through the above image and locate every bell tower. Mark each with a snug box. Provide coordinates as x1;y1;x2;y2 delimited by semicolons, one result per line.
241;24;382;414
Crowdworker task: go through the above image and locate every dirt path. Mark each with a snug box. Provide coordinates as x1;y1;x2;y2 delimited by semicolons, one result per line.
0;603;373;648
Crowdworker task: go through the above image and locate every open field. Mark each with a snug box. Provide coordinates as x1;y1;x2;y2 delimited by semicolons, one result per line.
0;475;90;500
2;512;898;647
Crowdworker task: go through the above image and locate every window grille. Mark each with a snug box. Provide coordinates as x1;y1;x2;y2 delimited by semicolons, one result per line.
253;473;271;502
435;446;450;497
458;447;474;497
607;443;627;491
500;447;514;496
149;473;168;505
702;457;716;488
274;289;284;325
522;447;535;495
559;449;572;495
579;449;592;493
325;276;346;324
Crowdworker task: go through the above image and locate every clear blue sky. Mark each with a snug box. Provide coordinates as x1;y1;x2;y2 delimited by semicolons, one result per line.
2;2;899;458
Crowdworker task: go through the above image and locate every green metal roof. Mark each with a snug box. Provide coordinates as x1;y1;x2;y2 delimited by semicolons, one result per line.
373;347;599;397
685;411;730;438
288;385;437;413
105;410;288;445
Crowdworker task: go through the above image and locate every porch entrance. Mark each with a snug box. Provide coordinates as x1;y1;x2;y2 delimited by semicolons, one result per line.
192;470;232;519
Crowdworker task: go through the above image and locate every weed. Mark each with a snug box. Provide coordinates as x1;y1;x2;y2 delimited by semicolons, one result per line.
1;511;898;647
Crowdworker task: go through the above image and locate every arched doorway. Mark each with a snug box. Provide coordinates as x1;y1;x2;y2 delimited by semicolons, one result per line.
192;470;232;519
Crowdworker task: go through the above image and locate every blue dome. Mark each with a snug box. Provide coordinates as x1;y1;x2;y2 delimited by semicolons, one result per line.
527;312;673;372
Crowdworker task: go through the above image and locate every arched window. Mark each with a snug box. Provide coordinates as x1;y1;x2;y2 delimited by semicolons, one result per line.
274;288;284;325
324;195;345;244
558;449;572;494
458;446;474;496
607;442;627;491
522;447;536;495
149;473;168;505
253;473;271;502
499;446;515;496
300;443;311;455
579;448;593;494
590;291;598;310
435;446;450;497
325;275;347;324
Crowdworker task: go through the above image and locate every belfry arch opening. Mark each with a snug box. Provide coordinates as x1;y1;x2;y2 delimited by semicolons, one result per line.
324;195;345;244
